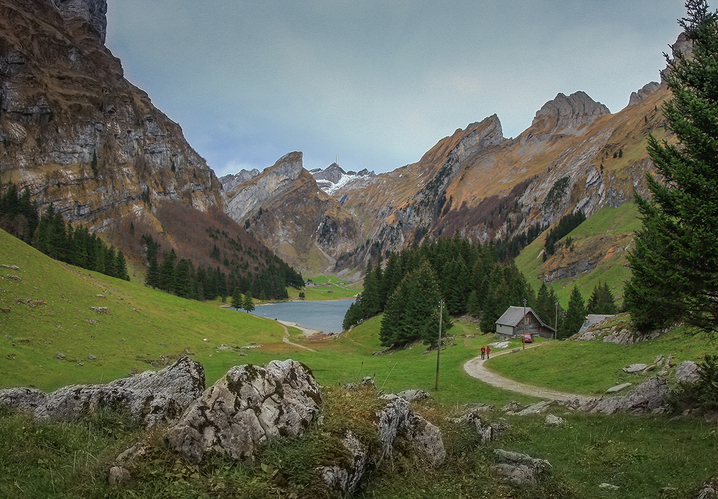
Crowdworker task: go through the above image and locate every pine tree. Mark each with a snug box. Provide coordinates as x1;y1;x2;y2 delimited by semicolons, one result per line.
243;292;255;312
625;1;718;334
587;282;617;315
563;286;586;338
231;288;242;310
115;250;130;281
535;282;555;326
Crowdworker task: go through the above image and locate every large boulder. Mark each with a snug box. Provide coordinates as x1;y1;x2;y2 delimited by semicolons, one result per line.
167;359;322;463
676;360;701;384
494;449;551;486
579;376;670;415
0;357;205;427
319;431;368;496
376;395;446;466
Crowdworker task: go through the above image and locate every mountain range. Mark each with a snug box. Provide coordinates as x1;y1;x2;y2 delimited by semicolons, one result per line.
0;0;687;295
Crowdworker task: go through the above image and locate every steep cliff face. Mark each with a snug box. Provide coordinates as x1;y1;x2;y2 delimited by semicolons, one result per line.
0;0;224;230
225;152;361;273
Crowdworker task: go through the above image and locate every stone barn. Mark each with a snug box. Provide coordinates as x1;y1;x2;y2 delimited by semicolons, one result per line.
495;306;556;339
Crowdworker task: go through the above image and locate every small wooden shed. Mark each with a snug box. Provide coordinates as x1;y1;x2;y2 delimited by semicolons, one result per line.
495;306;556;339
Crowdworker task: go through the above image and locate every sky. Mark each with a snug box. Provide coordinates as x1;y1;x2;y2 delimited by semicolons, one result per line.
105;1;685;177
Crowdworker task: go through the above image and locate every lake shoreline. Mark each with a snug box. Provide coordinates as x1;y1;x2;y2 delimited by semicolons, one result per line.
223;299;354;335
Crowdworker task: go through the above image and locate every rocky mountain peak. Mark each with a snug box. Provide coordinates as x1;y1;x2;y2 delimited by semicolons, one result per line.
628;82;661;107
453;114;505;162
313;163;346;184
529;91;610;136
225;152;305;222
311;162;376;195
52;0;108;43
219;169;261;191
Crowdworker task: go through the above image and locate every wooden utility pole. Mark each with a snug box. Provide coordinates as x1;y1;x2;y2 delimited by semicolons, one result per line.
434;300;443;391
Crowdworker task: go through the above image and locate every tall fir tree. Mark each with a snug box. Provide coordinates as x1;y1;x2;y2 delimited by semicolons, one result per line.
231;288;242;310
563;286;586;338
587;282;617;315
243;292;255;312
625;1;718;334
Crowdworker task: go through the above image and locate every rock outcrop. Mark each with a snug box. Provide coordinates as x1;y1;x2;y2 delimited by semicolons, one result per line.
675;360;701;384
628;82;661;107
579;376;670;415
167;359;322;463
529;91;610;137
52;0;108;43
376;394;446;466
219;168;260;191
0;357;205;427
494;449;552;486
319;431;368;496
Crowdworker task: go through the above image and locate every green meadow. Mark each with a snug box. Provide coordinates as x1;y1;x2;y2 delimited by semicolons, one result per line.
1;229;717;498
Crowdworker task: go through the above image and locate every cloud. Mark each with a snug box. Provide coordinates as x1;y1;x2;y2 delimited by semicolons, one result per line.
106;1;684;176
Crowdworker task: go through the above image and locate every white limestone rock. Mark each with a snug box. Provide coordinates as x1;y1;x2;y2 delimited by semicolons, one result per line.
167;359;322;463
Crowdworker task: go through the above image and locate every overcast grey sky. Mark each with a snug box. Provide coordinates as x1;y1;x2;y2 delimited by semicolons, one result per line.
106;1;685;177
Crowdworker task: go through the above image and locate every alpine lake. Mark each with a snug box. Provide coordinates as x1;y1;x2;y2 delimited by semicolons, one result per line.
244;299;355;334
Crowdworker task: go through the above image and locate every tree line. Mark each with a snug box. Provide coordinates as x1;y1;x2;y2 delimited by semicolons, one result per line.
140;233;303;302
1;186;129;280
344;234;617;347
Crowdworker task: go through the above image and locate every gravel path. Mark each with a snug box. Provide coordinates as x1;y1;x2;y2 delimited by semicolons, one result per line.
463;343;593;403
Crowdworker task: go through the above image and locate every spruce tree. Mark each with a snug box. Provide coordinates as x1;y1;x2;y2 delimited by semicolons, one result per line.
625;1;718;334
115;250;130;281
243;292;255;312
231;288;242;310
535;282;555;326
587;282;617;315
379;262;446;347
442;257;470;315
563;286;586;338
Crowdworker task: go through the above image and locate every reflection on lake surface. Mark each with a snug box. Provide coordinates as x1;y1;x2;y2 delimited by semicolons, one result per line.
247;299;355;334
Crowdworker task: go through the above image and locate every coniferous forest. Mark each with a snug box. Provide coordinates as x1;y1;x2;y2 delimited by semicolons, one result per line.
0;186;130;281
344;233;617;345
140;233;303;302
0;184;304;302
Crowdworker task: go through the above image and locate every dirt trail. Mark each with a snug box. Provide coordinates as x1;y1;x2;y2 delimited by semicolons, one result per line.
279;323;316;352
463;343;592;403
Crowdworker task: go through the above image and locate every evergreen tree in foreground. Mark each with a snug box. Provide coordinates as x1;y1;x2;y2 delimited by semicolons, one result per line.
562;286;586;339
625;1;718;334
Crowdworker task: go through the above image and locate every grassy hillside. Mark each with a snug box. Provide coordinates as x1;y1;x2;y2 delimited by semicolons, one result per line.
516;202;641;305
0;229;292;391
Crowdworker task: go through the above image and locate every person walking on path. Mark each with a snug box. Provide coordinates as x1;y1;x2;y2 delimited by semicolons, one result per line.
486;345;491;359
481;346;486;360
